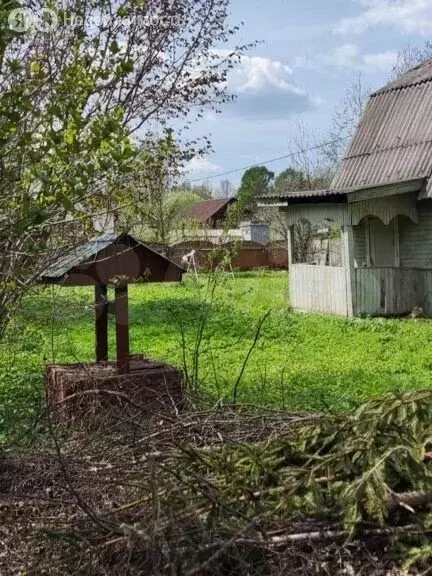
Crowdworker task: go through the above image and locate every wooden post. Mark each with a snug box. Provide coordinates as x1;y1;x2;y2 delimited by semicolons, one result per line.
365;217;372;268
287;224;295;309
394;217;400;268
115;283;130;373
95;284;108;362
287;225;294;269
342;226;355;316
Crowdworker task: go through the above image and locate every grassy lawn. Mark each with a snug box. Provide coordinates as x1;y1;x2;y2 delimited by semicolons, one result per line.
2;270;432;438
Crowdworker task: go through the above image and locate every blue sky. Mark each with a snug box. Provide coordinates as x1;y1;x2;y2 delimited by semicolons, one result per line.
185;0;432;187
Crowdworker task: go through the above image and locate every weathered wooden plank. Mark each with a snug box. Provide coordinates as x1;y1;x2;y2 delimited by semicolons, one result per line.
290;264;348;316
342;226;355;316
115;284;130;374
355;267;421;316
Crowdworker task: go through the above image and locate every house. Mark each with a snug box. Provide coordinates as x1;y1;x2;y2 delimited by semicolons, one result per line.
184;198;236;229
260;58;432;316
182;197;270;245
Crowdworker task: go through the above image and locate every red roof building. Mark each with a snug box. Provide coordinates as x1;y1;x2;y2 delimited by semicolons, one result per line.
183;198;236;229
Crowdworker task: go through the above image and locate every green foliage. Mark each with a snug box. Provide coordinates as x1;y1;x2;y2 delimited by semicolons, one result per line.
234;166;275;222
274;167;306;192
5;272;432;441
175;390;432;539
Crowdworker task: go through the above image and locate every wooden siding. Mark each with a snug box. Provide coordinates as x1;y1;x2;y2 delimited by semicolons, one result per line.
354;268;420;315
285;204;349;228
399;200;432;268
291;264;432;317
350;193;418;225
284;193;417;229
353;221;366;267
421;271;432;314
290;264;349;316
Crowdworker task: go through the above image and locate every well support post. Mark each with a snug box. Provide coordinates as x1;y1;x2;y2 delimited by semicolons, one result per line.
115;283;130;373
95;284;108;362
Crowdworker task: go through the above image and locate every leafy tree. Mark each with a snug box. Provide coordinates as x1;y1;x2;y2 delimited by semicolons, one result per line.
119;145;211;243
0;0;250;334
235;166;274;220
274;168;306;192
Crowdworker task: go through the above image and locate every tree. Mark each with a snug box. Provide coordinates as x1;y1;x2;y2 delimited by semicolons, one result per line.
0;0;251;334
218;179;235;199
392;42;432;78
236;166;274;220
321;75;370;171
274;168;307;193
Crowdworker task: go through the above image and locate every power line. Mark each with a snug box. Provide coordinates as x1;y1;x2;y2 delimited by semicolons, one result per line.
188;135;352;184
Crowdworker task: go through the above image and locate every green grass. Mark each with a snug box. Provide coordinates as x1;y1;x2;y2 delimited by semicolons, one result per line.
2;270;432;439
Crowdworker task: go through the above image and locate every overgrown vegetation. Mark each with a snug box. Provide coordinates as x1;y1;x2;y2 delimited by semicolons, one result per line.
4;392;432;574
4;271;432;442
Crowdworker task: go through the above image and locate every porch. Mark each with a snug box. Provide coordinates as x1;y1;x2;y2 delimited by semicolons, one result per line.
291;264;432;316
285;189;429;317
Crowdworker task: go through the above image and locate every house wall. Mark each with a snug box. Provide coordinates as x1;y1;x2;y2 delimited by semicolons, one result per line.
399;200;432;269
353;220;366;267
239;221;270;245
290;264;349;316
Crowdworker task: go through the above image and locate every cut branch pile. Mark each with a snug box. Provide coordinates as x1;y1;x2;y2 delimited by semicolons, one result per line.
4;392;432;574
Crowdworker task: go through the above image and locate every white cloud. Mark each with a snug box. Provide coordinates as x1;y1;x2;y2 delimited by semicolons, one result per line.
295;44;397;73
363;50;397;70
185;157;222;176
230;56;295;93
221;54;320;118
335;0;432;36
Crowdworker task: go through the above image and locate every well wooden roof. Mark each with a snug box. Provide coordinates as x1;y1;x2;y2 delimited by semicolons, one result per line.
41;233;184;285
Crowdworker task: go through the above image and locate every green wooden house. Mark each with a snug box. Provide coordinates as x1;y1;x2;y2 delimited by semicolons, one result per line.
260;58;432;316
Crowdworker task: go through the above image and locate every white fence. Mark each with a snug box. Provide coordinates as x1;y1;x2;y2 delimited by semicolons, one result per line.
290;264;349;316
291;264;432;317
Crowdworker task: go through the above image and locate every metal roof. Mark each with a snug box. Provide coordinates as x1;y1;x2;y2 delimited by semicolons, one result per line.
42;233;184;280
260;189;345;200
183;198;235;224
373;58;432;95
42;233;119;279
332;58;432;193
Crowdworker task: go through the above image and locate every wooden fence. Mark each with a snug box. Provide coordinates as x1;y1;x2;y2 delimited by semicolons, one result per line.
290;264;432;317
168;241;288;271
290;264;349;316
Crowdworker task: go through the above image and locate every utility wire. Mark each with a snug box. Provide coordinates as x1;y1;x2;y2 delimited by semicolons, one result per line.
188;135;352;183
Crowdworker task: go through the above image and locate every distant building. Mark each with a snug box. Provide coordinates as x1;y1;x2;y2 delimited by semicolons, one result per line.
183;198;236;229
181;197;270;245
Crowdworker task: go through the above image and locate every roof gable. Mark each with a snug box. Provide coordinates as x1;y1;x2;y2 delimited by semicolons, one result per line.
331;57;432;193
184;198;235;224
41;233;184;285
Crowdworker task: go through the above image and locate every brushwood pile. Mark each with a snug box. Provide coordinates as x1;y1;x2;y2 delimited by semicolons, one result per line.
3;392;432;574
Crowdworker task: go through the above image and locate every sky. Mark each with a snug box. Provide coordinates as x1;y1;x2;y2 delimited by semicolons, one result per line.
184;0;432;188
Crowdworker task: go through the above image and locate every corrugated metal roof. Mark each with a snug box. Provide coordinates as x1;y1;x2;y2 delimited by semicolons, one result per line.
374;58;432;95
183;198;235;224
260;189;345;199
331;57;432;192
43;233;118;279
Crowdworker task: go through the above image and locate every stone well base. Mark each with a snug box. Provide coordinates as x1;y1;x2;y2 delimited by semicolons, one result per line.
46;355;184;424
